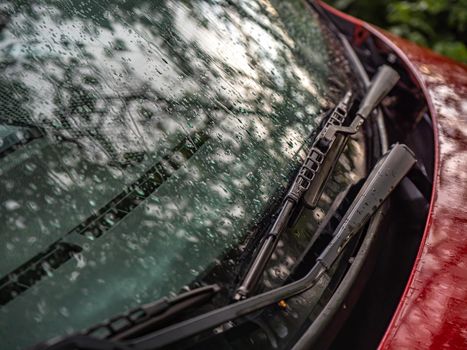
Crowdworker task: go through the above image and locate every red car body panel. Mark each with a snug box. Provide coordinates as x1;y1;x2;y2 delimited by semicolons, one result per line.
319;2;467;349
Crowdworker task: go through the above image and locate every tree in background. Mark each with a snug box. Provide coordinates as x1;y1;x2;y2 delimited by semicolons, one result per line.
326;0;467;63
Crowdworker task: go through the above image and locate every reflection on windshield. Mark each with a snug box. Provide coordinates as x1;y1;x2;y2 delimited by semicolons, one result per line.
0;0;352;348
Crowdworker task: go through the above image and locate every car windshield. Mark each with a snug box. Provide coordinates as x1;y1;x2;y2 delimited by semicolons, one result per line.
0;0;353;348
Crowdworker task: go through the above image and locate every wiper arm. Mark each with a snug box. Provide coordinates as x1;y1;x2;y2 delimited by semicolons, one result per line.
234;65;400;300
34;143;416;350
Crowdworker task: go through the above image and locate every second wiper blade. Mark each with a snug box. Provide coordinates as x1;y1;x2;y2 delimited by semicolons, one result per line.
234;90;353;300
235;65;400;300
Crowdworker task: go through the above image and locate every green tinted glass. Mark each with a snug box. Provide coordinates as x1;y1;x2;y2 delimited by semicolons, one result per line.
0;0;352;348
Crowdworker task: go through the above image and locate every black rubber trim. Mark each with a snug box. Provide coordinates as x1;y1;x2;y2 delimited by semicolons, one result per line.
292;203;387;350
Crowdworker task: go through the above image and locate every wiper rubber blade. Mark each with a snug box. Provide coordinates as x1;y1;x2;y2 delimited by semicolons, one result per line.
235;65;400;300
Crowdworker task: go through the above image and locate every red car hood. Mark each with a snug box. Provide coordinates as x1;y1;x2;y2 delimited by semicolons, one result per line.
374;33;467;350
319;2;467;349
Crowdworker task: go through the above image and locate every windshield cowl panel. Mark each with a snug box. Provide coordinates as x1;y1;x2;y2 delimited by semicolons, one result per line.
0;0;353;348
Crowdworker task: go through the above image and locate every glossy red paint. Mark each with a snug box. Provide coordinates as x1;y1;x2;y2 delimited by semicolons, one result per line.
319;2;467;349
373;33;467;350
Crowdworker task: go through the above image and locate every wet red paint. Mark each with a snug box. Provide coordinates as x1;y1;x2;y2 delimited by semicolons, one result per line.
372;33;467;350
319;2;467;349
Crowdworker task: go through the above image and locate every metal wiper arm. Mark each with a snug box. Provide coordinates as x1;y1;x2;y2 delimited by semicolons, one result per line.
304;65;400;207
33;144;416;350
234;65;400;300
126;143;416;350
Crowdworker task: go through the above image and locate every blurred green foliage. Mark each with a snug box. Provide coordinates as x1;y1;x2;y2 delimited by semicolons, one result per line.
326;0;467;63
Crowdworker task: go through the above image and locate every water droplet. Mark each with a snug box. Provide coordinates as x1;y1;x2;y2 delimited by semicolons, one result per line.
4;200;20;210
59;307;70;318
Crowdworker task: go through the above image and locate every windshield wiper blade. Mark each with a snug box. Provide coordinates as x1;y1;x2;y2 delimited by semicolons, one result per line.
124;143;416;349
233;90;353;300
33;284;220;350
234;65;400;300
34;143;416;350
86;284;221;341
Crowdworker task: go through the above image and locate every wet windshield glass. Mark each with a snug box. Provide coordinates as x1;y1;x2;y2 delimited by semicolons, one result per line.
0;0;352;348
